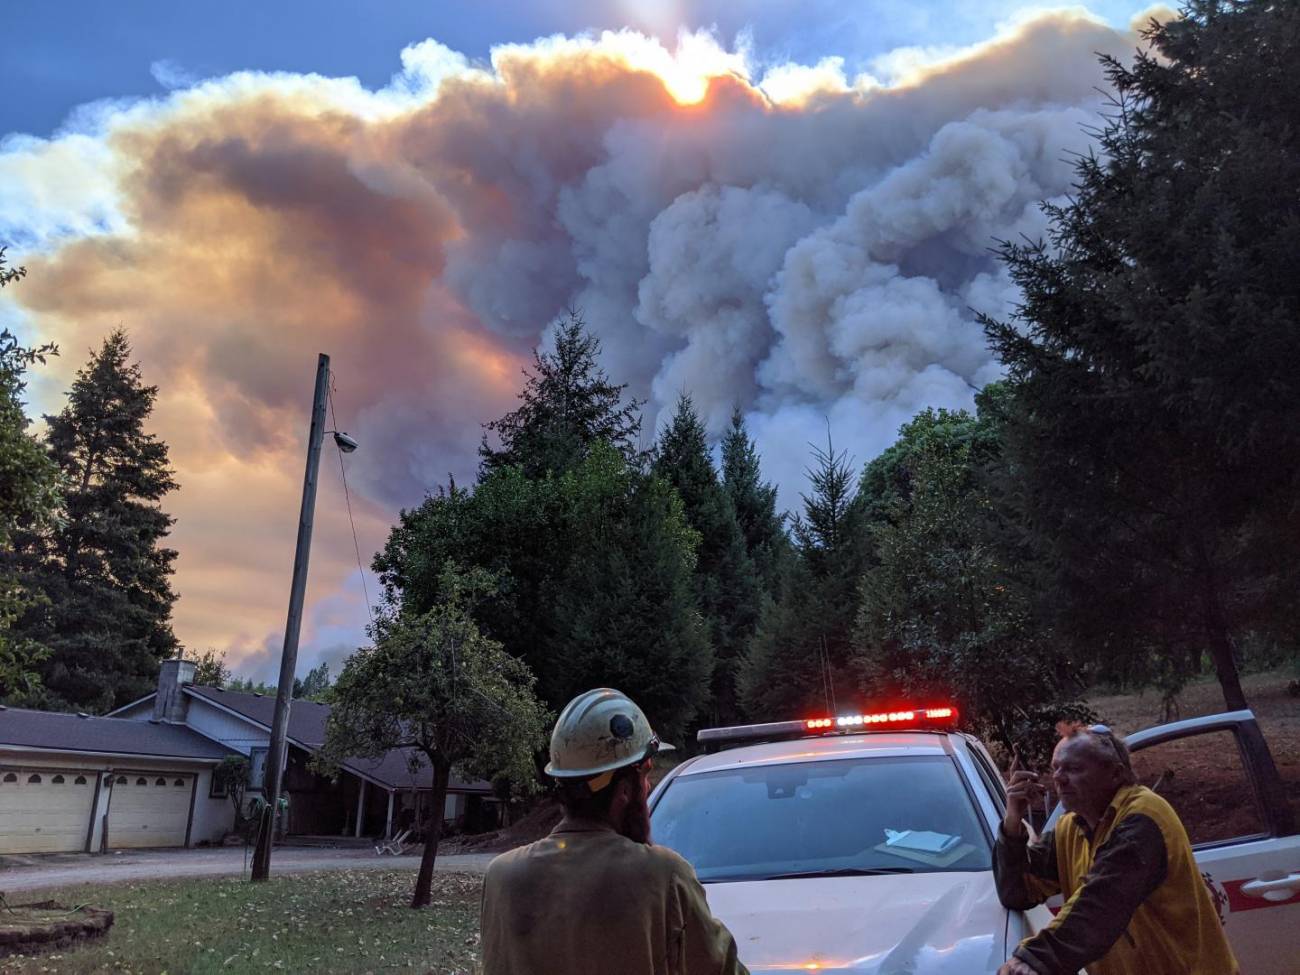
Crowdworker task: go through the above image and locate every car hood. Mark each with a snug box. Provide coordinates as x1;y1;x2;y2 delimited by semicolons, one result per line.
704;870;1008;975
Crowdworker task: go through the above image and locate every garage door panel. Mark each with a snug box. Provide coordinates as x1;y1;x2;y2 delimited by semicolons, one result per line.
107;774;192;848
0;769;96;854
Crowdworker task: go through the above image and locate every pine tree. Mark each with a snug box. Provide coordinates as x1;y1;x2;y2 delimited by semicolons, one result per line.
720;409;789;593
480;313;644;478
653;395;759;725
982;1;1300;711
0;250;62;705
739;435;869;719
13;330;179;711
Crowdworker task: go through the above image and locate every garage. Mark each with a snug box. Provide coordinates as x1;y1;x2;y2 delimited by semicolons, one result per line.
106;773;194;848
0;767;96;853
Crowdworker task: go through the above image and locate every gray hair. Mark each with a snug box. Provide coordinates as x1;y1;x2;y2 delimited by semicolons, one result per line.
1068;725;1138;786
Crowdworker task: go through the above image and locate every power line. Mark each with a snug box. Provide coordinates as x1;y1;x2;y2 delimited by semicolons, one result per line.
328;371;374;624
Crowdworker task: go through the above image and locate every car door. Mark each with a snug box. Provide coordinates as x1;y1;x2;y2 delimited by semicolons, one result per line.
1117;709;1299;974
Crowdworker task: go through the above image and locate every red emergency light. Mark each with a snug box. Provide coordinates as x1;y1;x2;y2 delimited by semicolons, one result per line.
804;706;957;731
698;704;959;750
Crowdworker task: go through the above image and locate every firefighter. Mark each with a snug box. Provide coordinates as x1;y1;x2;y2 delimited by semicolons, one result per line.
480;687;749;975
994;725;1238;974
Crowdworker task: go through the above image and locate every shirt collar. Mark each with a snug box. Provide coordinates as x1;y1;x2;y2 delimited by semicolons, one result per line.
551;815;617;836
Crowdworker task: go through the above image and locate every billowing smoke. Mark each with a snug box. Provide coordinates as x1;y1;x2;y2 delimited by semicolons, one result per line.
0;9;1160;676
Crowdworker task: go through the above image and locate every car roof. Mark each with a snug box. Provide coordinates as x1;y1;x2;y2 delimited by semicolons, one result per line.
677;731;953;776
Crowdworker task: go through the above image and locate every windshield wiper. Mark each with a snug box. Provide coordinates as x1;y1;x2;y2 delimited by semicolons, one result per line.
758;866;916;880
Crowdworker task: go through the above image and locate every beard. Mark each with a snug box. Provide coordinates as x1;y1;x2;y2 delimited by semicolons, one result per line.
617;795;652;845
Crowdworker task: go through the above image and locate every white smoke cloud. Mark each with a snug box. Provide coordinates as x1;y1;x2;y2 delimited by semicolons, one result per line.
0;11;1147;676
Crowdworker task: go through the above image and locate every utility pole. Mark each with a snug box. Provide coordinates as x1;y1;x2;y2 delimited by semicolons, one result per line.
251;353;330;881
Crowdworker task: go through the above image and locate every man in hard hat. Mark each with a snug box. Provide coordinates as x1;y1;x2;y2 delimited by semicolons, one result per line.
479;688;749;975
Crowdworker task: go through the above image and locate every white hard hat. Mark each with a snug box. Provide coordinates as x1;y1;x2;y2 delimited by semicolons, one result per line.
545;688;661;781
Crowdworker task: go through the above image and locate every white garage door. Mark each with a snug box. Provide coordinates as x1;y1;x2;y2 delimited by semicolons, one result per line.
106;773;193;848
0;768;96;854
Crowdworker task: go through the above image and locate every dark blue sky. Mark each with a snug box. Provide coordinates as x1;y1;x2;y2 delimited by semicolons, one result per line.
3;0;1145;138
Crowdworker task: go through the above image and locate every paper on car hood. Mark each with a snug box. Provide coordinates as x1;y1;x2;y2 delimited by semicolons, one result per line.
704;870;1008;974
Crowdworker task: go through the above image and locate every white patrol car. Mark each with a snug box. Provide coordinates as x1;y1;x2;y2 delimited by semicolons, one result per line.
648;706;1300;975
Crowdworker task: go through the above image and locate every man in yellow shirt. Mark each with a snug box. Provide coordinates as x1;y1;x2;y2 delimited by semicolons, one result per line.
994;725;1237;975
480;688;749;975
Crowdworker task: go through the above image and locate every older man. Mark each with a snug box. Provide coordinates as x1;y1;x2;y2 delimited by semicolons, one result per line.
994;725;1238;975
480;688;749;975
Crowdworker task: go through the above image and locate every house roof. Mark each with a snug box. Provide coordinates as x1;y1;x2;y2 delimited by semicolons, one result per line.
183;685;491;794
0;706;235;761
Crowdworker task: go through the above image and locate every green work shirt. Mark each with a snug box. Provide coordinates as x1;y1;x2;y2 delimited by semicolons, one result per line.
480;816;750;975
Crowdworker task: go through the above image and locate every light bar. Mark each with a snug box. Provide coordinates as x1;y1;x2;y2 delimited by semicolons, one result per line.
698;704;958;749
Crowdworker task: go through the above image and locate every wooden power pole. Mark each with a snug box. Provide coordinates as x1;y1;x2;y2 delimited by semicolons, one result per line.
251;353;330;881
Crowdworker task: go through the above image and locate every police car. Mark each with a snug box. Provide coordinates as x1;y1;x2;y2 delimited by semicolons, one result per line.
648;706;1300;974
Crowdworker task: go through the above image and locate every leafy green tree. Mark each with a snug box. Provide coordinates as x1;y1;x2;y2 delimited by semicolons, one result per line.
0;250;62;705
853;404;1091;763
11;330;179;711
739;436;869;719
293;661;332;702
982;1;1300;711
184;649;231;688
376;445;711;741
479;313;644;478
653;395;758;725
720;408;789;593
213;755;251;831
317;564;550;908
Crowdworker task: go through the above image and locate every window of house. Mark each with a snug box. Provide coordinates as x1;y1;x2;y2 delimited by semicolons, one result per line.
2;772;16;783
116;775;127;785
1130;729;1267;845
52;775;65;784
174;778;186;787
74;775;88;785
27;774;41;784
155;777;167;786
210;774;228;799
135;777;147;786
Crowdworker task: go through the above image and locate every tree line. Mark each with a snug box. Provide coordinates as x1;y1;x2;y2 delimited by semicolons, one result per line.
3;3;1296;785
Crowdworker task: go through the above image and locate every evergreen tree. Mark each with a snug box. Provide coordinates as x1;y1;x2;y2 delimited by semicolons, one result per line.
376;444;711;741
479;313;644;478
739;436;869;719
0;250;62;705
853;401;1091;763
12;330;179;711
653;395;758;725
720;409;789;593
184;649;231;688
293;661;332;702
982;1;1300;711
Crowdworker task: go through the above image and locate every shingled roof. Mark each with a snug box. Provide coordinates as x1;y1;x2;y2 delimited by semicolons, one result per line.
0;706;235;761
184;685;490;793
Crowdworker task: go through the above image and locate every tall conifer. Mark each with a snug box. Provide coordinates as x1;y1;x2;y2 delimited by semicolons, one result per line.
13;330;179;711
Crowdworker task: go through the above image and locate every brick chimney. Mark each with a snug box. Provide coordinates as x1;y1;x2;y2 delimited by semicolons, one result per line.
153;658;196;723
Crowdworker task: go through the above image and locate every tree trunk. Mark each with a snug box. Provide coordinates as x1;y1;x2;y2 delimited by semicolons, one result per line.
1201;580;1249;712
411;754;451;909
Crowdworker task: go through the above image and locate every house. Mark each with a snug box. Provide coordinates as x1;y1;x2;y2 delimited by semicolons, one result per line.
0;659;497;855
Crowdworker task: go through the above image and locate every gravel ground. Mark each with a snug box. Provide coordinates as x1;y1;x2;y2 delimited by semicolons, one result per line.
0;845;495;893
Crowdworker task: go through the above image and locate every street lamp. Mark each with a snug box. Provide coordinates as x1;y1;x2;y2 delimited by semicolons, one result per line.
250;353;357;881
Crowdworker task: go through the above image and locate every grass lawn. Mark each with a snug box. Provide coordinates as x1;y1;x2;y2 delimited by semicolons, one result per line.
2;870;483;974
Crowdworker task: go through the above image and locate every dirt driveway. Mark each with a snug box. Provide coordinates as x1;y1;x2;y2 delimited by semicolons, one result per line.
0;845;495;893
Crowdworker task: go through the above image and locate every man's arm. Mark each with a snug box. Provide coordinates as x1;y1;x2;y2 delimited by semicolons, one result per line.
1012;814;1168;975
994;822;1061;909
995;764;1061;910
672;870;750;975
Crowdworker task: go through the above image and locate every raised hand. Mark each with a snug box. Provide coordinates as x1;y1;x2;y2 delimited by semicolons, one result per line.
1004;748;1046;838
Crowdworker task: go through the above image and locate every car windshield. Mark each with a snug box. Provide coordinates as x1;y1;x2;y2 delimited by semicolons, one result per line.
651;755;992;882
